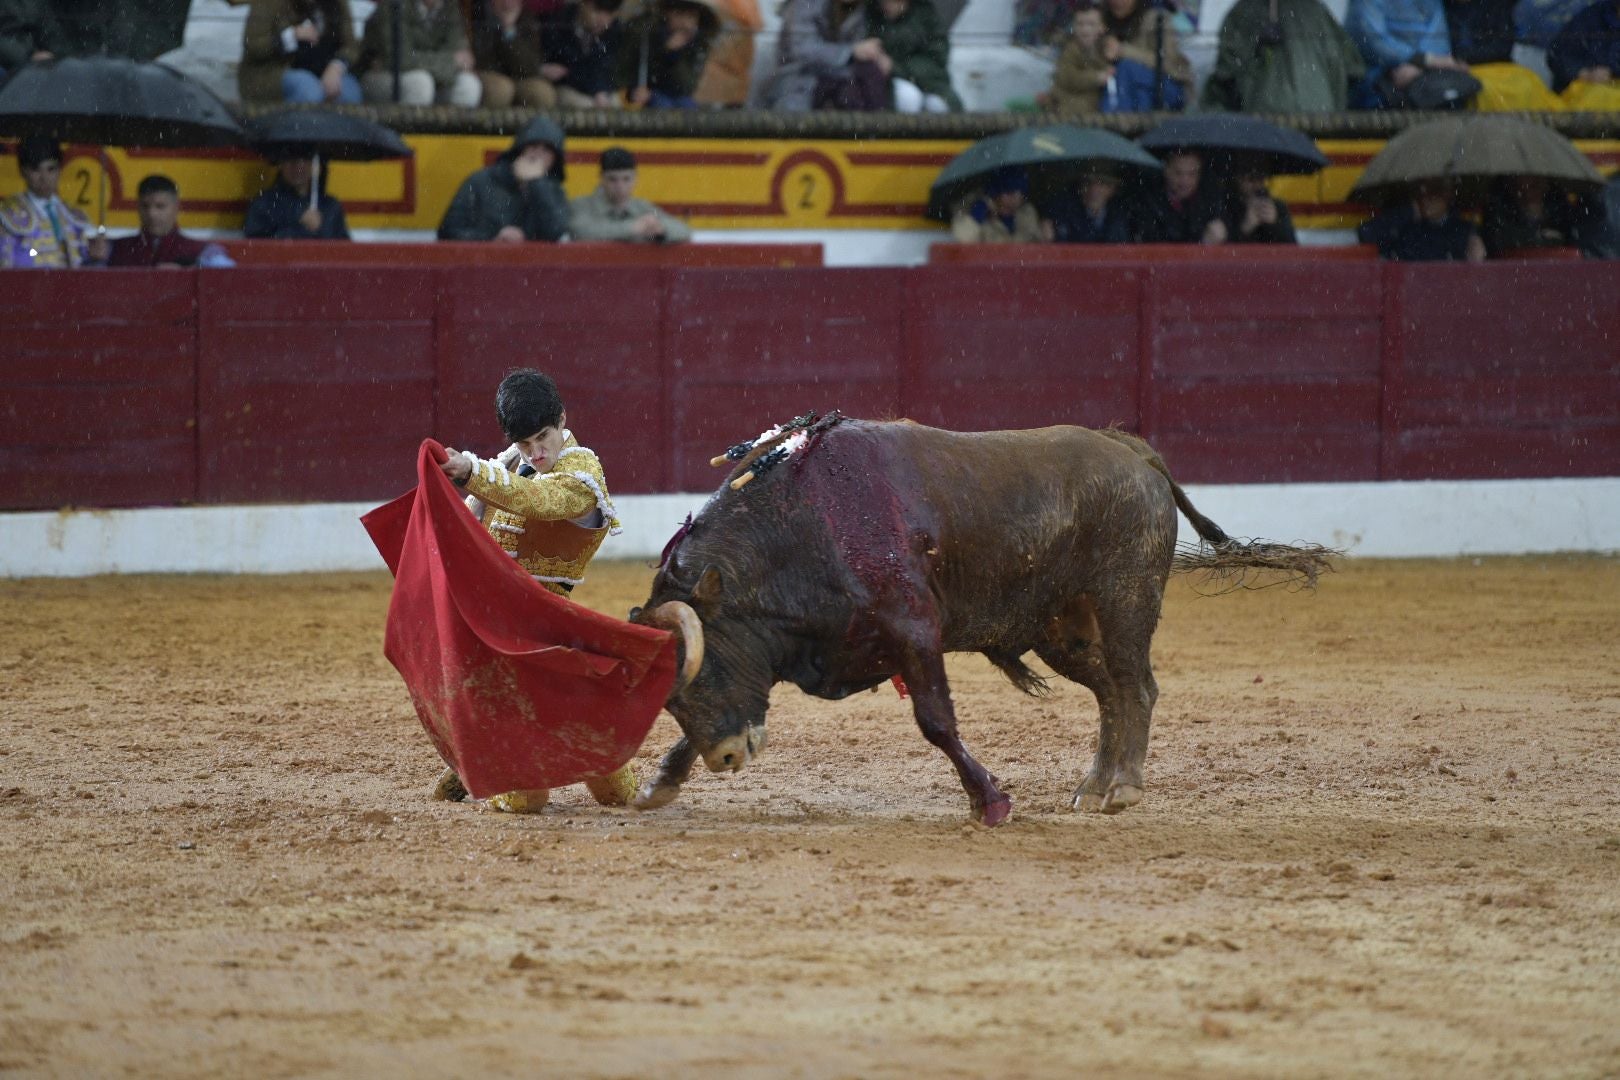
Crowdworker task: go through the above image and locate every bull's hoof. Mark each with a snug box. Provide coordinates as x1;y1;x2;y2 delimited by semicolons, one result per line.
631;780;681;810
1074;790;1106;813
1100;784;1143;814
431;768;468;803
487;788;550;814
974;796;1013;828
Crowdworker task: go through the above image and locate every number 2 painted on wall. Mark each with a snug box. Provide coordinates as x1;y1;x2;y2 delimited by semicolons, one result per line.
797;173;815;210
71;167;93;208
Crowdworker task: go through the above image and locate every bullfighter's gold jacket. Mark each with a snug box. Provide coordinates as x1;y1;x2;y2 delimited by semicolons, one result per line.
460;433;620;595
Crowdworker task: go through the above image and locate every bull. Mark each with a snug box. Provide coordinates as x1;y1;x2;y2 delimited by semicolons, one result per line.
633;415;1330;826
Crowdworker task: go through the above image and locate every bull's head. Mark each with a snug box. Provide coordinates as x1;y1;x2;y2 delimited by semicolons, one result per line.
633;564;772;775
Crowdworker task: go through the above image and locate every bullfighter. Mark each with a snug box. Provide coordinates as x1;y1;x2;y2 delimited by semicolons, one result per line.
1;136;107;268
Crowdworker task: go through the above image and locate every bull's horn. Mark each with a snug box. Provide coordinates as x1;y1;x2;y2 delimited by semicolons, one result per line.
647;600;704;694
729;471;756;490
708;454;730;467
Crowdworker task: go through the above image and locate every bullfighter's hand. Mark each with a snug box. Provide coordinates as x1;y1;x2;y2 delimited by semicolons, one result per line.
87;234;109;263
439;447;473;483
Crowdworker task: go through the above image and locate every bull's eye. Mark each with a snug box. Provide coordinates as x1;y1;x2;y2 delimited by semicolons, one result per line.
628;606;642;620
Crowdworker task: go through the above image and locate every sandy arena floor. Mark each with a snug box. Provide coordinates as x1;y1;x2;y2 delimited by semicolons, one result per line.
2;555;1618;1078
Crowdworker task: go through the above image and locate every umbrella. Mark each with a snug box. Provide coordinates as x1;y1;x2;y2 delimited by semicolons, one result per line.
0;56;243;148
246;110;412;162
247;108;413;214
928;125;1163;221
1139;114;1328;177
0;56;246;233
1348;114;1605;205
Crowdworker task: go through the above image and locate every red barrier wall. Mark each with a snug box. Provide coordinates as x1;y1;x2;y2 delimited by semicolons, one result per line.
2;257;1615;512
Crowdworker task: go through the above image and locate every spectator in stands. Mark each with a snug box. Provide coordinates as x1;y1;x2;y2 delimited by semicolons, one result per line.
570;146;693;242
867;0;962;112
951;167;1050;243
1357;180;1486;260
539;0;628;108
1043;162;1130;243
1215;169;1298;244
1444;0;1563;108
761;0;888;111
358;0;481;107
438;116;570;243
1479;176;1595;255
620;0;717;109
1098;0;1195;110
1038;3;1112;115
1202;0;1366;112
1125;149;1224;243
238;0;362;104
0;136;105;268
109;175;231;268
243;152;351;240
1547;0;1620;108
1347;0;1482;108
0;0;59;78
474;0;555;107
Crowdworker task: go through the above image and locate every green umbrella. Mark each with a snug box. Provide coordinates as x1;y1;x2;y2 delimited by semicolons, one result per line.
1348;114;1605;205
927;124;1162;221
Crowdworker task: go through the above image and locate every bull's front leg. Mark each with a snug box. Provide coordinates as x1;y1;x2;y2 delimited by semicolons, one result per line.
632;735;697;810
898;645;1012;827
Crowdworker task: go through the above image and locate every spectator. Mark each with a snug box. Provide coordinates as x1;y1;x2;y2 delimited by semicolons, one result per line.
474;0;555;107
1445;0;1563;107
1099;0;1195;110
238;0;362;104
1039;3;1112;115
0;0;59;78
868;0;962;112
539;0;628;109
569;146;693;242
761;0;888;111
1347;0;1482;107
0;136;105;268
1125;149;1224;243
1357;180;1487;260
1215;169;1298;244
1043;163;1130;243
108;175;230;267
620;0;718;109
1547;0;1620;108
438;116;570;243
951;167;1049;243
1480;175;1594;255
359;0;481;107
243;153;351;240
1202;0;1366;112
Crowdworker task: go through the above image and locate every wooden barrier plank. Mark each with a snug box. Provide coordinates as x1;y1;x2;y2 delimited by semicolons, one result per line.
929;243;1380;265
433;267;669;494
903;265;1142;433
1147;263;1383;483
665;268;903;490
0;271;196;510
1384;263;1620;479
196;268;437;503
216;239;824;268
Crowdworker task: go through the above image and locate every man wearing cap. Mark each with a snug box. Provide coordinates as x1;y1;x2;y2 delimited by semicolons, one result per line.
568;146;692;243
1;136;108;268
950;166;1049;244
438;116;571;243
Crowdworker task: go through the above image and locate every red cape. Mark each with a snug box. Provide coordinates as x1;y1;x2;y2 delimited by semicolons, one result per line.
361;440;676;798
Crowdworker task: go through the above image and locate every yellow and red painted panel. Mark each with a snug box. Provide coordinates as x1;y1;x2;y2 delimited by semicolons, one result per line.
3;135;1616;233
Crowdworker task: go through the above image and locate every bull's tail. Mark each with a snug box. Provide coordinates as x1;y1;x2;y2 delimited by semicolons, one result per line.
1097;428;1337;590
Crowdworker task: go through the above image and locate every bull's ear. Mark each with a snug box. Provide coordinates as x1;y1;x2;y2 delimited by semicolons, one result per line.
692;565;724;611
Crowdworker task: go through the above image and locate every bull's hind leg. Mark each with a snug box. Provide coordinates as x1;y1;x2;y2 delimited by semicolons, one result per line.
1038;587;1160;815
895;640;1011;826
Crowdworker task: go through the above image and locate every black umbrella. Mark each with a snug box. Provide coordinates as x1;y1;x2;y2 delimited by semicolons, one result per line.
0;56;244;148
1139;114;1328;177
928;125;1162;220
246;110;413;163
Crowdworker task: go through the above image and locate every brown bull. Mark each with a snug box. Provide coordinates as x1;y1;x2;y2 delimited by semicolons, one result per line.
634;416;1330;826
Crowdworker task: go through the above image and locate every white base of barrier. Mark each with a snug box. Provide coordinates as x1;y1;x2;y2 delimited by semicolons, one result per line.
3;478;1616;578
